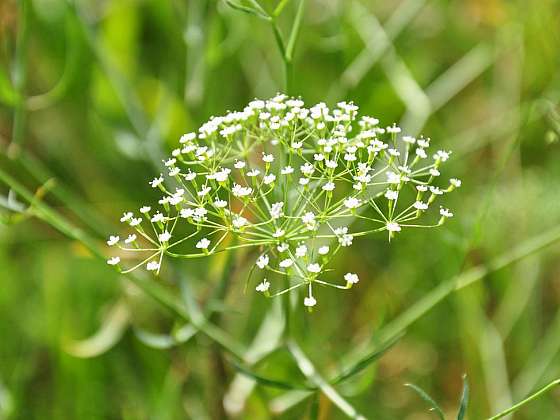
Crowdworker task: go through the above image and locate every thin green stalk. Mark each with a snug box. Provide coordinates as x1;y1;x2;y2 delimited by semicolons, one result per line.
487;379;560;420
0;166;247;360
288;340;365;419
377;224;560;345
8;0;30;159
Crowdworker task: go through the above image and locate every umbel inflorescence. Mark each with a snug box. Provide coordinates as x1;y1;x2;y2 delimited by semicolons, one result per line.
106;94;460;309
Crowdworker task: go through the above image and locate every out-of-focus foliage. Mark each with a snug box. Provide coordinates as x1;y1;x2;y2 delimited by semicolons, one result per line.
1;0;560;418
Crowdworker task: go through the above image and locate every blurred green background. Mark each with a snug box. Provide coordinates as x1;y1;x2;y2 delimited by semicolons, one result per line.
1;0;560;418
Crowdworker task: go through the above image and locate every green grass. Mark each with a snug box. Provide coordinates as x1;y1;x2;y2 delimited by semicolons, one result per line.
1;0;560;418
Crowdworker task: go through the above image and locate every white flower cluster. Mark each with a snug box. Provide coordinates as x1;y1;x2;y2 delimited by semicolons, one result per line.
106;94;460;309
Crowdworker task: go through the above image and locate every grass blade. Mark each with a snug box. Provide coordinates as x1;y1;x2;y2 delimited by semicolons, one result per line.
288;340;366;419
229;359;314;391
224;0;271;21
457;375;469;420
487;379;560;420
405;383;445;420
285;0;305;62
331;332;404;385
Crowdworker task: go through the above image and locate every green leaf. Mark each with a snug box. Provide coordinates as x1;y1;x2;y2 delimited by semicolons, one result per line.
133;324;197;349
288;340;365;419
405;383;445;420
457;375;469;420
332;332;404;385
229;359;313;391
487;379;560;420
64;300;130;358
0;67;18;107
224;0;271;21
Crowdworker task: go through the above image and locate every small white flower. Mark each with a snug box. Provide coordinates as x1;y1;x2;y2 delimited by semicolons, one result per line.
180;208;194;218
256;279;270;293
339;234;353;247
344;273;359;284
140;206;151;214
429;168;441;177
146;261;160;271
270;202;284;219
232;183;253;197
413;201;428;210
307;263;321;274
318;246;330;255
272;229;285;238
430;186;444;195
198;186;212;197
263;174;276;185
385;190;399;201
304;296;317;307
386;172;401;184
279;259;294;268
402;136;416;144
295;244;308;258
168;167;180;177
440;207;454;218
214;199;228;208
301;212;316;229
130;218;142;227
180;132;196;143
416;148;427;159
450;178;462;188
262;153;274;163
150;176;164;188
281;166;294;175
184;170;196;181
234;160;246;169
277;243;289;252
344;197;361;209
151;212;165;223
158;231;171;243
322;182;335;192
196;238;210;249
434;150;451;162
416;185;428;192
299;178;310;186
300;163;314;176
125;234;137;244
314;153;325;162
107;235;119;246
232;215;248;228
387;124;401;133
120;212;133;223
107;256;120;265
386;222;401;232
246;169;260;177
325;160;338;169
256;254;269;269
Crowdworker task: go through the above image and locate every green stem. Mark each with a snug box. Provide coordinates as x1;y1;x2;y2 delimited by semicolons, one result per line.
8;0;30;159
0;166;247;360
377;224;560;345
487;379;560;420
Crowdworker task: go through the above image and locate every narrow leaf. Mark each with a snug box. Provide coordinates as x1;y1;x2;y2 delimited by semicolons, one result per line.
405;383;445;420
134;324;197;349
285;0;306;61
229;359;313;391
64;300;129;358
487;379;560;420
224;0;271;21
457;375;469;420
332;332;404;384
